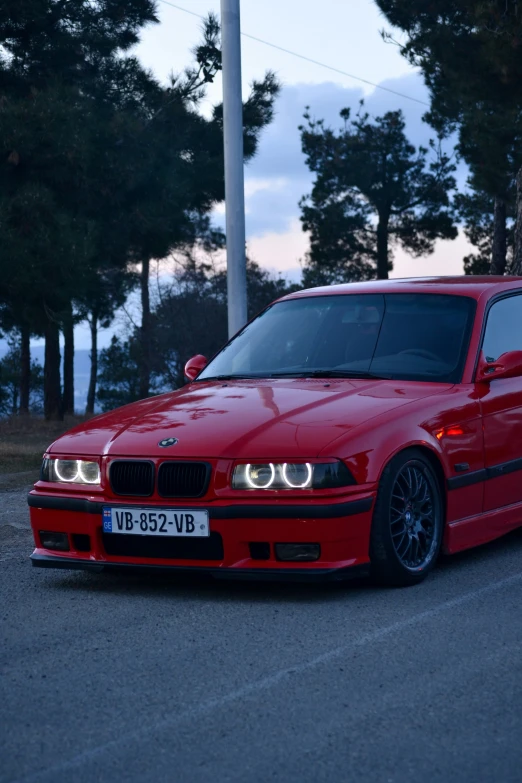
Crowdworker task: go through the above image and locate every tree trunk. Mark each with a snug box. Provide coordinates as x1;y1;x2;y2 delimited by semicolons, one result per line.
19;324;30;415
491;196;507;275
513;167;522;276
376;215;389;280
44;319;62;421
11;387;19;417
139;257;151;399
85;310;98;416
62;303;75;416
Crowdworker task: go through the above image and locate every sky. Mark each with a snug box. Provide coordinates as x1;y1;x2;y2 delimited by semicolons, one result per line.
70;0;470;350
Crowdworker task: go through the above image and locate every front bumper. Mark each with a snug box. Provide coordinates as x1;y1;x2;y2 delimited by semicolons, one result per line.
28;491;375;580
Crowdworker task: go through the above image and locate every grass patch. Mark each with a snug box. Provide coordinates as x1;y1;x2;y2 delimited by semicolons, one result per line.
0;416;88;477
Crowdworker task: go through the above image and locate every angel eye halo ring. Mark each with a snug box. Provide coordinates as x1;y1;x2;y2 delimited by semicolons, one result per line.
54;459;80;483
282;462;313;489
242;462;312;490
245;463;276;489
77;460;101;484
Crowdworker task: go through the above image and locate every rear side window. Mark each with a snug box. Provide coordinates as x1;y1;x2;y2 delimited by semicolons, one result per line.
482;295;522;362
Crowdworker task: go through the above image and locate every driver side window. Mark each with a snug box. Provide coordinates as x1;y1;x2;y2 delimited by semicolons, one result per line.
482;295;522;362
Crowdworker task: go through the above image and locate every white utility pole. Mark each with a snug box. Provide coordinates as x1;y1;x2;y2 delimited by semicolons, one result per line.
220;0;248;338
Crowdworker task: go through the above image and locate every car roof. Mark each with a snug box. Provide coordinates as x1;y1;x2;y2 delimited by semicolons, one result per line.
281;276;522;303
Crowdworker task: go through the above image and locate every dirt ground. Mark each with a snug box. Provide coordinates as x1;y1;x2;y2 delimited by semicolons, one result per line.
0;415;86;477
0;416;86;548
0;471;36;536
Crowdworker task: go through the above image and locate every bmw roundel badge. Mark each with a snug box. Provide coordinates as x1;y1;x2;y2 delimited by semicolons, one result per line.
158;437;179;448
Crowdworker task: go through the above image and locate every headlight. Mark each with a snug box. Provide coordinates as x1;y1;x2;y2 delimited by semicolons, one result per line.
282;463;312;488
245;463;276;489
41;458;101;486
232;461;355;490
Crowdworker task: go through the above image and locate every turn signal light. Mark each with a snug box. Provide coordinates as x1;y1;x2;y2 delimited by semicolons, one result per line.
436;425;465;441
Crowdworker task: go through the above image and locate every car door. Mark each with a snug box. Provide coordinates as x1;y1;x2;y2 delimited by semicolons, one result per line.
479;293;522;512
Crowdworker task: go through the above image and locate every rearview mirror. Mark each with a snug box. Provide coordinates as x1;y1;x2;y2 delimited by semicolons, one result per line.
477;350;522;382
184;354;208;382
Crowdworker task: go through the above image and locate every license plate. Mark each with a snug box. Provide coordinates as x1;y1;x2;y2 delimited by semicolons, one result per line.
102;507;209;537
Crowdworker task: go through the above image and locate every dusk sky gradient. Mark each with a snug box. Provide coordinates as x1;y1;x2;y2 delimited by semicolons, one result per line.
137;0;469;279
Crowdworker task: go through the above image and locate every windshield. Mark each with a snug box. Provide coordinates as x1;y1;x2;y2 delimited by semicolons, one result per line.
197;293;476;384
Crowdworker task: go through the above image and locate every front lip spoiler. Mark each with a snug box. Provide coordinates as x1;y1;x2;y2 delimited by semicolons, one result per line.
27;493;373;520
30;553;369;582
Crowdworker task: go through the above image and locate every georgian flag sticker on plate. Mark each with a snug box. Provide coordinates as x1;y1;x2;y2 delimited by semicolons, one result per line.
102;507;210;537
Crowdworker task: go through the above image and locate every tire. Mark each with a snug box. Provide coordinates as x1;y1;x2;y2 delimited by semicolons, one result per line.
369;449;444;587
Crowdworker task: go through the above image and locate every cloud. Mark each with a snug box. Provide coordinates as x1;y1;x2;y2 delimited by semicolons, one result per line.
235;72;465;240
247;80;365;181
247;219;309;276
245;178;306;235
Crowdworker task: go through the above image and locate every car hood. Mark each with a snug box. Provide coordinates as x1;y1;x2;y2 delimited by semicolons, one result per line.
51;379;452;460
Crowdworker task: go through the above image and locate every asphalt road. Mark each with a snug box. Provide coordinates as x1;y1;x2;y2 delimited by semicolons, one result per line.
2;487;522;783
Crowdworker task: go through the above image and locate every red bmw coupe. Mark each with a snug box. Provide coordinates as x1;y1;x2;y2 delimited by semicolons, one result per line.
28;277;522;585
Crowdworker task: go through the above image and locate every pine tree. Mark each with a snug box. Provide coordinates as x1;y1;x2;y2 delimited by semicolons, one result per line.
299;106;457;284
456;186;514;275
376;0;522;274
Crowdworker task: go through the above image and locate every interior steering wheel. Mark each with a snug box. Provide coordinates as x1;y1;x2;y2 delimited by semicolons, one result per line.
399;348;440;362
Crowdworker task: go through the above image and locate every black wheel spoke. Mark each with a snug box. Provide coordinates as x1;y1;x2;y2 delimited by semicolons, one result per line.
411;469;420;500
404;469;413;494
397;534;410;559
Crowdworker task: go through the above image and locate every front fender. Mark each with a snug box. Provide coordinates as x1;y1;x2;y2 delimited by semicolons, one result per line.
333;425;447;486
319;386;483;486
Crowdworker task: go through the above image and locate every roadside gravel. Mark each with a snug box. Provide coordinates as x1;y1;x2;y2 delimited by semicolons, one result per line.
0;473;36;560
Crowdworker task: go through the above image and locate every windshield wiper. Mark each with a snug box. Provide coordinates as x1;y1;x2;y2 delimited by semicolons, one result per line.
267;370;391;380
196;374;268;382
198;370;391;382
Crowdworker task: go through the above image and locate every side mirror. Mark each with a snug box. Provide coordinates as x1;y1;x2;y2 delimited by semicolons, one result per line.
184;354;208;382
477;350;522;382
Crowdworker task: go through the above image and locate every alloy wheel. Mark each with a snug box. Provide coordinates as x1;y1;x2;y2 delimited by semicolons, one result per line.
390;464;440;571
